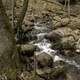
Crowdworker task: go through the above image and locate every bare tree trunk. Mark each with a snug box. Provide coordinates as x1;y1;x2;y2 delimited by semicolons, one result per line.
16;0;29;28
16;0;29;44
0;0;18;79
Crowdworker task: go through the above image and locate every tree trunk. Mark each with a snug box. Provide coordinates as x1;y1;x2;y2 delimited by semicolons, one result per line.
16;0;29;44
16;0;29;28
0;0;17;79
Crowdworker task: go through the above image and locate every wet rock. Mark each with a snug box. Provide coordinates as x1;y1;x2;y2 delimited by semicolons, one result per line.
45;31;62;42
45;27;72;42
20;44;36;57
36;53;53;68
36;53;53;75
51;42;62;50
61;50;76;57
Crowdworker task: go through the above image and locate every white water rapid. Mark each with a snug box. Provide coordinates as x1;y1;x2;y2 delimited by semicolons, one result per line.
31;22;80;69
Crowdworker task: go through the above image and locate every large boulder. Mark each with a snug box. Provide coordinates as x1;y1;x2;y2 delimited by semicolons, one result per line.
20;44;36;57
36;53;53;75
35;53;66;79
45;27;72;42
45;32;62;42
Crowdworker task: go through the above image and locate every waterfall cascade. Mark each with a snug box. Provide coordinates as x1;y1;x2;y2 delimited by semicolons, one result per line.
30;22;80;69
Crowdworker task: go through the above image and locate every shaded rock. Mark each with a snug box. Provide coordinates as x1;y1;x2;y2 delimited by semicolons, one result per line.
51;42;62;50
22;25;33;32
45;31;62;42
21;44;36;57
37;65;66;80
61;50;76;57
61;36;75;49
36;53;53;75
45;27;72;42
36;53;53;68
66;66;80;80
57;0;77;5
50;66;66;80
17;71;44;80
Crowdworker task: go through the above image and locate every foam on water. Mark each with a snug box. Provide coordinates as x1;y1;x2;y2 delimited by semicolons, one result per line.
32;22;80;69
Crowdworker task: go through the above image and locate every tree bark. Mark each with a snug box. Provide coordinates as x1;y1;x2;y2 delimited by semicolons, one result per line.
15;0;29;44
0;0;17;79
16;0;29;29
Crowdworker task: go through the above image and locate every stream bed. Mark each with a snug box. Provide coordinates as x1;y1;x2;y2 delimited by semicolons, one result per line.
29;22;80;70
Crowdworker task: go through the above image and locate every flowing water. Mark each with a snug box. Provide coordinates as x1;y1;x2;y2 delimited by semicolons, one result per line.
30;22;80;69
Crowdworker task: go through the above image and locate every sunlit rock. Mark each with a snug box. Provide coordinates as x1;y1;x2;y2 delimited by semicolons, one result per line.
68;18;80;29
61;18;70;26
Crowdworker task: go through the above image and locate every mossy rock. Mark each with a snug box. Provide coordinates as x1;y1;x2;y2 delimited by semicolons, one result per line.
21;44;36;57
37;66;66;80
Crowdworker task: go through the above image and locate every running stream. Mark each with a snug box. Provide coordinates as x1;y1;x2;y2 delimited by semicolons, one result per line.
30;22;80;69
